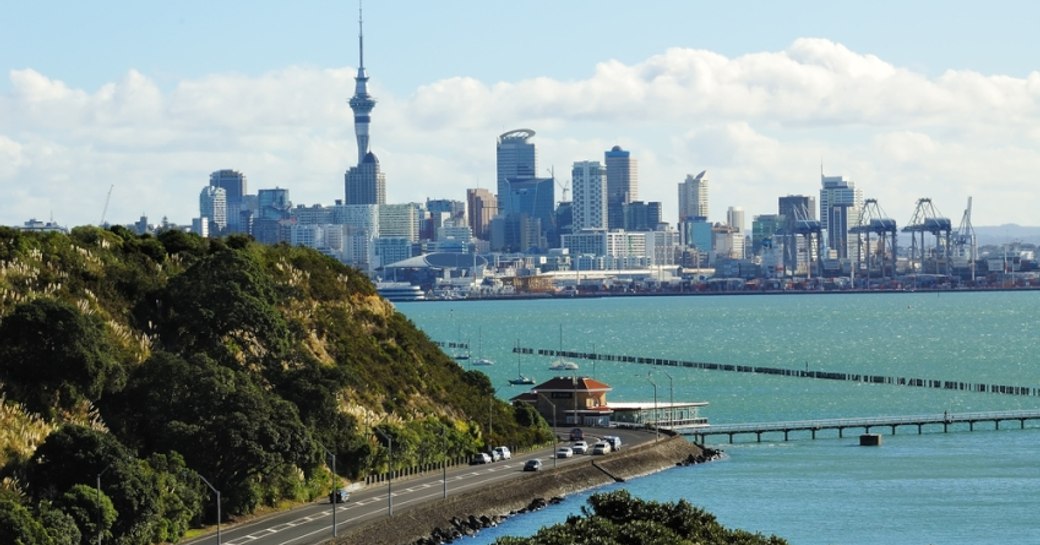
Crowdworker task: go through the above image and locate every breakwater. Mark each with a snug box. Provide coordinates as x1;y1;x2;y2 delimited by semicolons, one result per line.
517;346;1040;398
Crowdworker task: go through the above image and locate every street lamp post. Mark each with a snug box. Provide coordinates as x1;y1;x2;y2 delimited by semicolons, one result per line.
96;463;115;545
646;373;659;442
662;371;674;428
536;392;558;468
194;473;222;545
320;445;338;537
374;429;394;516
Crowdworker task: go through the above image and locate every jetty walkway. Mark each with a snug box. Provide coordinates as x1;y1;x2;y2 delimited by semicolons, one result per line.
515;346;1040;398
686;409;1040;444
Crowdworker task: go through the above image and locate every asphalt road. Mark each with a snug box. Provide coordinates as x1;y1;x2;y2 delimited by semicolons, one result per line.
182;427;653;545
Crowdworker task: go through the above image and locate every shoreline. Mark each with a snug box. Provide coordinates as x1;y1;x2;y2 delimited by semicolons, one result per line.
330;435;707;545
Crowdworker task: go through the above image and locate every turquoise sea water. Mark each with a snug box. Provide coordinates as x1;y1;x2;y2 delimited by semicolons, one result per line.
397;292;1040;545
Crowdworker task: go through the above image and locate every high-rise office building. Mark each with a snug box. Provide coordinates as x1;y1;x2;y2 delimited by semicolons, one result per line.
678;171;709;221
819;174;863;259
344;7;386;205
622;201;663;232
726;206;745;234
466;188;497;240
605;146;638;230
209;169;247;233
496;129;537;212
571;161;607;231
254;188;292;244
198;186;227;236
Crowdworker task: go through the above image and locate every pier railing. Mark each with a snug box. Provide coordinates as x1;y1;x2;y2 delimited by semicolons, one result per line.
688;409;1040;444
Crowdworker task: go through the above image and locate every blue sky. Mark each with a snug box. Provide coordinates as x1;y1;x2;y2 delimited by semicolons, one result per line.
2;1;1039;228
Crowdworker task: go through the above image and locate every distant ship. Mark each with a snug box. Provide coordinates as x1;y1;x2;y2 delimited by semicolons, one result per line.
376;282;425;302
548;357;579;371
509;343;535;384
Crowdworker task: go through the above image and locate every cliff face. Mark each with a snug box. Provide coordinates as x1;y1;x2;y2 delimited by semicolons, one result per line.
0;227;551;543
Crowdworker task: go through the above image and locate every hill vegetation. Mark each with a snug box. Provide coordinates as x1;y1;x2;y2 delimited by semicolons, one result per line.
0;226;551;544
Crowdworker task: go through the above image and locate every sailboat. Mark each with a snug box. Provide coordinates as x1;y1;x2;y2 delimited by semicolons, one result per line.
509;342;535;385
548;324;579;371
472;326;494;366
452;322;470;361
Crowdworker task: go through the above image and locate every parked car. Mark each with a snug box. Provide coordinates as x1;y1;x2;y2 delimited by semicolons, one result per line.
489;449;502;461
555;446;574;458
329;488;350;504
591;441;612;455
470;452;492;465
493;446;512;460
603;435;623;451
523;458;543;472
571;441;589;454
569;428;584;441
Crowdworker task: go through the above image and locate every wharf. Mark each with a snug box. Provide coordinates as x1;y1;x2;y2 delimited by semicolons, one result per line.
689;409;1040;444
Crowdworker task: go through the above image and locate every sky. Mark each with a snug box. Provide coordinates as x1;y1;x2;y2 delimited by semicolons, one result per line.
2;0;1040;229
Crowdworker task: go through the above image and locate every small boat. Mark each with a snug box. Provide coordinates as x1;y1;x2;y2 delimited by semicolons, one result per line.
547;325;578;371
509;342;535;385
471;326;494;366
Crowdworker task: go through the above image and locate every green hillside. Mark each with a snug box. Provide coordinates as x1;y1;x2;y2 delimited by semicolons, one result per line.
0;226;551;545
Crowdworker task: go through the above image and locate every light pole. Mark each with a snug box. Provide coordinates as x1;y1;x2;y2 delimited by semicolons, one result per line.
374;429;394;516
662;371;674;429
536;392;558;469
645;373;659;442
96;463;114;545
194;473;222;545
320;445;338;537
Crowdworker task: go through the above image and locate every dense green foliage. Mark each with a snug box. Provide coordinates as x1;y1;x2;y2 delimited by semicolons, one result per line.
494;490;788;545
0;228;553;543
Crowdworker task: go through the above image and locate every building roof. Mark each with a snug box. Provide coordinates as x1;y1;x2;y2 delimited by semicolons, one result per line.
532;376;612;392
384;252;488;270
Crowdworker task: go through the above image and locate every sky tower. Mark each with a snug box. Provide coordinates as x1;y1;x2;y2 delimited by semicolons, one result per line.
344;2;385;205
348;3;376;162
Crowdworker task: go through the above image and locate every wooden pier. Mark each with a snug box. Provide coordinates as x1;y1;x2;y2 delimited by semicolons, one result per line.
687;410;1040;444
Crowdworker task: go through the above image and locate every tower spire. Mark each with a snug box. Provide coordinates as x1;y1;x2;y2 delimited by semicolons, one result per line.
358;1;364;70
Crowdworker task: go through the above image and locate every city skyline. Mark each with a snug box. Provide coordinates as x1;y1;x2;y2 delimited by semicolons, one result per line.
3;1;1040;228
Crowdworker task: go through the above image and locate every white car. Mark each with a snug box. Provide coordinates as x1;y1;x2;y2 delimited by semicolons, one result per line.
591;442;611;455
555;446;574;458
470;453;492;465
493;446;512;460
571;441;589;454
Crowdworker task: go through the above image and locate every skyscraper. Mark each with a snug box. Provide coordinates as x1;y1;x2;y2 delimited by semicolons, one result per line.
819;174;863;259
678;171;709;221
344;5;386;205
209;169;247;233
605;146;638;230
496;129;537;212
198;186;227;235
466;188;497;240
571;161;607;231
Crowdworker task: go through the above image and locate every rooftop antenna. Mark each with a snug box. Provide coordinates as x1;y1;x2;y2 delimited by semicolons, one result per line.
358;1;365;70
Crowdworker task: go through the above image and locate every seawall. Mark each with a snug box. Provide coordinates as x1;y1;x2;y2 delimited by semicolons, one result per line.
332;435;703;545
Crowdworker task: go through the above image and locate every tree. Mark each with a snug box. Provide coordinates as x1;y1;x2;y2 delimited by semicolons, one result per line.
0;299;124;416
57;485;113;545
0;495;49;545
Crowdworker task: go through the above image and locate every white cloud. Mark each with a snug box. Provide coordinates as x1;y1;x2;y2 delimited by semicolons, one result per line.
2;38;1039;229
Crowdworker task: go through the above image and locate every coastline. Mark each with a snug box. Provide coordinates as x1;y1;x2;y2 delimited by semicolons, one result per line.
331;435;706;545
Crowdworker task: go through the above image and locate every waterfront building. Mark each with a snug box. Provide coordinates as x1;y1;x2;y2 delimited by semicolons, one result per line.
209;169;247;233
374;236;413;269
19;219;68;233
571;161;607;231
678;171;709;221
605;146;638;230
713;224;744;261
561;229;649;269
198;186;227;235
819;174;863;259
466;188;497;240
344;7;386;205
751;214;783;255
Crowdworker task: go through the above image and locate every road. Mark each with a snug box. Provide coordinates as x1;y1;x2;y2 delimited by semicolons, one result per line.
182;428;653;545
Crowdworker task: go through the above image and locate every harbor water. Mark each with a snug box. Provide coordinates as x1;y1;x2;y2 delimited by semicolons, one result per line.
397;291;1040;545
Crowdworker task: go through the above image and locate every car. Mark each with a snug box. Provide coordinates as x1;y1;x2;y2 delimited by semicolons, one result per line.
591;441;612;455
571;441;589;454
555;446;574;458
569;428;584;441
489;449;503;462
470;452;492;465
523;458;543;471
603;435;622;451
493;446;512;460
329;488;350;504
